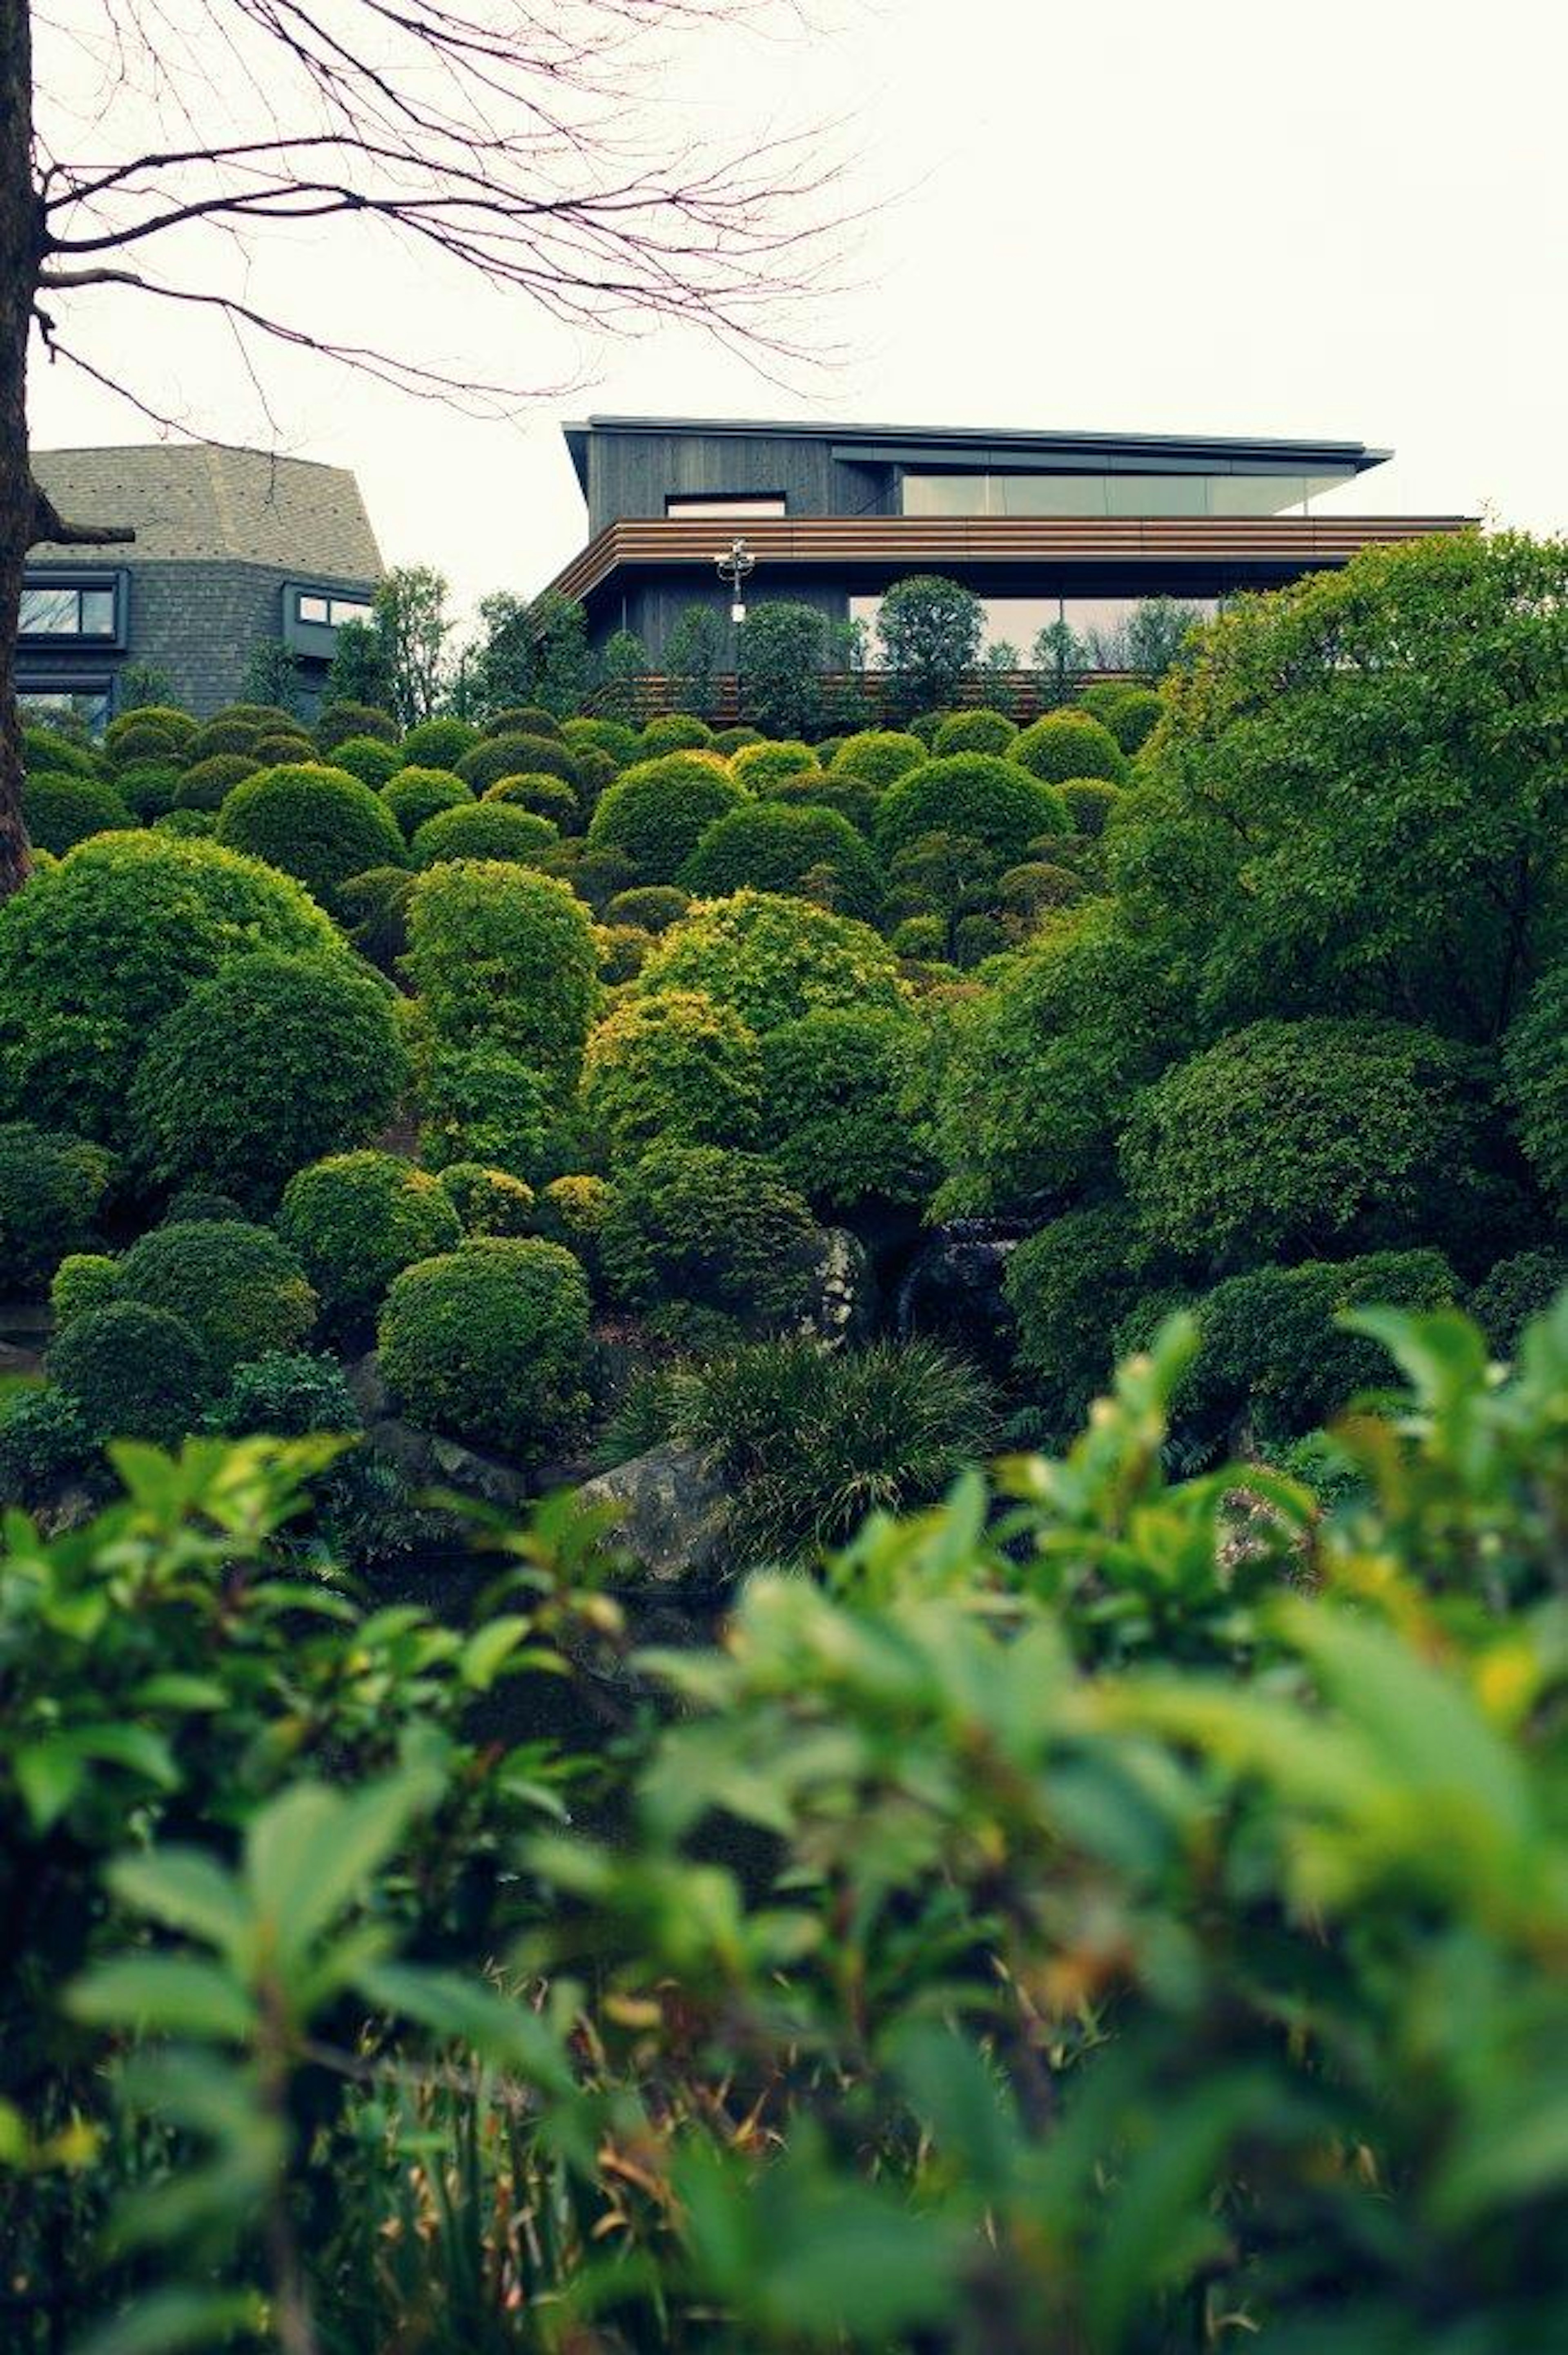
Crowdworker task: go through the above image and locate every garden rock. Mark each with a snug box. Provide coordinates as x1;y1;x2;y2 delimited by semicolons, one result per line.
366;1414;532;1510
795;1227;875;1348
573;1441;733;1583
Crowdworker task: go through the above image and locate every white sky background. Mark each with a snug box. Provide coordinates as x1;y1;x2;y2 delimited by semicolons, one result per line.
26;0;1568;623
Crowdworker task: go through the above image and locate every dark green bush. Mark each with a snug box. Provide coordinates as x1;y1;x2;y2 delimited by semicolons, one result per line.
764;768;881;838
680;800;883;919
730;740;820;793
562;716;639;766
757;1006;933;1214
457;733;579;793
337;866;416;974
1060;779;1122;835
153;808;217;838
604;885;690;934
876;754;1068;868
829;730;927;789
436;1161;536;1236
115;760;185;819
1504;961;1568;1201
483;773;581;829
1081;682;1163;754
0;1382;94;1505
379;1237;591;1458
933;708;1018;756
318;700;399;750
587;755;747;885
953;912;1010;967
1470;1249;1568;1356
329;733;404;789
105;705;196;760
601;1142;822;1323
710;725;765;756
416;1041;557;1180
0;1123;115;1292
381;766;473;841
566;746;617;808
582;990;762;1162
251;733;316;768
410;801;559;871
20;724;94;775
47;1300;212;1445
116;1219;317;1378
547;841;637;914
596;923;652;984
217;764;407;913
21;770;134;855
49;1251;121;1333
890;913;947;960
398;716;481;769
1121;1017;1500;1268
906;709;944;745
875;575;984;711
0;833;343;1143
406;861;599;1080
639;714;713;755
205;1349;362;1438
175;753;259;809
163;1189;248;1224
483;705;561;740
129;950;409;1209
1011;711;1128;784
670;1336;996;1562
998;861;1085;921
533;1173;612;1284
639;889;908;1033
278;1151;462;1331
1004;1204;1167;1434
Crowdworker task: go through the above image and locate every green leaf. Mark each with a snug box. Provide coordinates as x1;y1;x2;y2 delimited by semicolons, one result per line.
244;1769;441;1970
108;1850;249;1956
15;1738;85;1831
71;2287;264;2355
460;1614;533;1690
68;1956;255;2043
889;2020;1022;2202
356;1962;575;2096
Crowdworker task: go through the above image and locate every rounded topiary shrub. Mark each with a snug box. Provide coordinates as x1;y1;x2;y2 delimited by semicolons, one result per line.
876;754;1068;868
106;705;196;760
639;889;909;1032
1085;684;1163;756
252;733;316;769
730;740;819;792
129;950;410;1208
48;1301;212;1446
763;769;880;838
483;705;561;740
116;760;185;820
604;885;690;934
0;1124;115;1292
999;861;1085;921
0;1384;95;1506
586;754;748;885
21;726;94;776
329;733;404;790
532;1174;612;1284
1004;1204;1166;1436
829;730;927;790
102;717;185;769
457;733;579;793
22;771;134;856
175;753;259;809
600;1143;822;1324
338;866;416;975
318;701;399;751
0;833;343;1143
1121;1017;1499;1269
437;1161;536;1236
416;1042;558;1180
50;1251;121;1333
639;714;712;755
410;801;559;870
405;861;599;1080
216;764;407;913
562;715;640;766
163;1188;247;1225
1060;779;1123;836
679;800;884;919
398;716;481;770
278;1151;463;1332
710;726;764;756
933;708;1018;756
596;923;652;984
153;809;217;838
1469;1249;1568;1356
1011;711;1128;785
116;1219;317;1379
483;774;581;829
186;714;268;762
757;1006;933;1215
381;766;473;841
582;989;762;1163
890;913;947;960
379;1237;591;1458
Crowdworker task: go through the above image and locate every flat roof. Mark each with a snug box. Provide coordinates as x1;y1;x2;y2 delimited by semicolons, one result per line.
563;415;1392;497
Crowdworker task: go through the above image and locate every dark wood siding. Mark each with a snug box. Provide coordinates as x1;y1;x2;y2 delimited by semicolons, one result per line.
585;427;896;532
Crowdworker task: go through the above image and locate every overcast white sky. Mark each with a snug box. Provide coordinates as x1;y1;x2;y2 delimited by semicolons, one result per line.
28;0;1568;621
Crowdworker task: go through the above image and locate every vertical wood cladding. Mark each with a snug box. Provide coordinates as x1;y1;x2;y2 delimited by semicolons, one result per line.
585;428;895;533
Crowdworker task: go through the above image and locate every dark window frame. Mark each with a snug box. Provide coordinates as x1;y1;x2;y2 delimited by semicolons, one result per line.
664;491;788;520
18;569;127;647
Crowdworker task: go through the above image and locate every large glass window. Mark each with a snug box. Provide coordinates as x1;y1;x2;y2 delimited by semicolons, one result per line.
18;683;113;733
19;581;117;637
850;591;1220;669
666;493;786;520
296;589;374;629
900;472;1350;519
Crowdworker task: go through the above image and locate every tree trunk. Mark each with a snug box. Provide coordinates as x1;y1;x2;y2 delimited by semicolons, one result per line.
0;0;41;899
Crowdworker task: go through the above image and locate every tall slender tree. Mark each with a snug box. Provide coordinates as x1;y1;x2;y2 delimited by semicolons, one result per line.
0;0;844;891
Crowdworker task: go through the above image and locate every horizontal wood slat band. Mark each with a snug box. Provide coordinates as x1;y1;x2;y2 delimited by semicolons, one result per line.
546;515;1478;607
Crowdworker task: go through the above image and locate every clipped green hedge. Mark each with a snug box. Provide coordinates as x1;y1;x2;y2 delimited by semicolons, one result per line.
379;1237;592;1458
116;1218;317;1378
1011;711;1129;784
582;989;762;1163
21;771;134;856
128;950;410;1209
47;1301;212;1446
587;754;747;885
829;730;928;790
175;753;258;810
318;701;399;750
381;767;473;841
278;1151;462;1331
639;714;713;755
757;1006;933;1215
601;1142;822;1323
457;733;579;793
216;764;406;913
398;716;481;770
679;801;883;920
416;1041;559;1181
639;889;908;1033
933;709;1018;756
405;860;599;1081
410;801;559;870
730;740;820;792
876;754;1068;868
437;1161;537;1237
329;734;404;789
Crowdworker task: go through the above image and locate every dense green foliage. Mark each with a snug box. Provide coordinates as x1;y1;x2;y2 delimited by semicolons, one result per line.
757;1005;933;1212
115;1218;317;1377
379;1236;591;1455
601;1141;822;1322
127;950;410;1208
216;763;406;913
587;753;746;883
0;1123;114;1293
932;706;1017;755
681;798;883;917
581;989;762;1161
830;728;927;787
404;861;599;1082
380;764;472;839
20;767;133;854
875;573;984;708
46;1300;212;1443
877;751;1068;866
415;1041;558;1180
1011;708;1129;782
639;888;909;1031
278;1151;463;1332
410;800;559;869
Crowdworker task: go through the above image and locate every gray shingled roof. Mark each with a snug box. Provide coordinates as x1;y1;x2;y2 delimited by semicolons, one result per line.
30;442;383;576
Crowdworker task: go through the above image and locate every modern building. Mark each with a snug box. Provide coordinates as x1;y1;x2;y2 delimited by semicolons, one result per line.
19;443;383;724
546;415;1474;671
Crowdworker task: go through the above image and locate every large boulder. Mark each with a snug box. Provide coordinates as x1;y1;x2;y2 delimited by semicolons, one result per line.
895;1219;1020;1371
795;1227;875;1349
574;1441;733;1583
365;1413;533;1511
